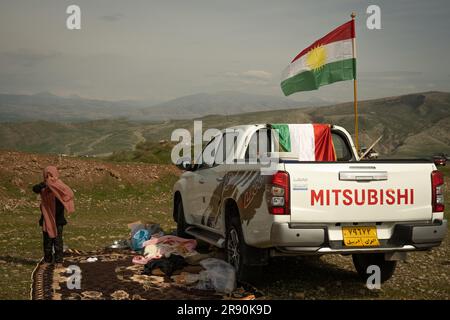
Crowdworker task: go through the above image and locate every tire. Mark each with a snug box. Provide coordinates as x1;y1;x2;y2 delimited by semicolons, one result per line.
175;200;191;238
226;214;260;282
352;253;397;283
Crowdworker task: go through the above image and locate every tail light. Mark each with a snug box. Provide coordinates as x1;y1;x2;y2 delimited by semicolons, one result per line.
431;170;445;212
269;171;290;215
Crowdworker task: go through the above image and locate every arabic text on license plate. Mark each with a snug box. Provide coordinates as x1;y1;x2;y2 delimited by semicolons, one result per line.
342;226;380;247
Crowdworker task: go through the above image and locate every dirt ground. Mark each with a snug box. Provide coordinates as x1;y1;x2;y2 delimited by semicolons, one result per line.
0;150;448;300
256;238;449;299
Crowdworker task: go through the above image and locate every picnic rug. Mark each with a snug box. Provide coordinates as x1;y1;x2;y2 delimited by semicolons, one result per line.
30;248;260;300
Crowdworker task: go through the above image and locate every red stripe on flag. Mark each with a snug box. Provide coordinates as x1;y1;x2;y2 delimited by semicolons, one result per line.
291;20;355;63
313;124;337;161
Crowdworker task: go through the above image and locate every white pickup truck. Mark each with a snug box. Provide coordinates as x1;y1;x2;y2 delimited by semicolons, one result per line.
173;124;447;282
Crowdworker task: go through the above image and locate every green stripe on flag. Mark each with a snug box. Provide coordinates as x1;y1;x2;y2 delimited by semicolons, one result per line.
271;124;291;152
281;58;356;96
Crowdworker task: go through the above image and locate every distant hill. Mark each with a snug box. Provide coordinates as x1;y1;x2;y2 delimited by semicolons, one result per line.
0;91;449;158
140;91;313;120
307;91;450;156
0;91;314;122
0;92;152;122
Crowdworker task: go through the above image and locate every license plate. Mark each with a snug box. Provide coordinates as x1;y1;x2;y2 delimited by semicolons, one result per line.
342;226;380;247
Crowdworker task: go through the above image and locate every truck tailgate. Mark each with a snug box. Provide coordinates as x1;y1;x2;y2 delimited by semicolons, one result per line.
284;162;434;223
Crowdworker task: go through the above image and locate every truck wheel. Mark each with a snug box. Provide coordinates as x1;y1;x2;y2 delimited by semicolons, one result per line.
226;215;258;282
352;253;397;283
176;200;191;238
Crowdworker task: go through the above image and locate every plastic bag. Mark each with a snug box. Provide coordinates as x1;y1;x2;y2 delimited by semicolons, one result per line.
196;258;236;294
131;229;149;252
128;221;162;238
147;224;162;236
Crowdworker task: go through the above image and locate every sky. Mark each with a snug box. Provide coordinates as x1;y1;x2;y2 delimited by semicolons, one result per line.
0;0;449;103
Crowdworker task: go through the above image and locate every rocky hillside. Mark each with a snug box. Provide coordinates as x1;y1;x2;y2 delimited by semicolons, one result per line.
0;150;179;212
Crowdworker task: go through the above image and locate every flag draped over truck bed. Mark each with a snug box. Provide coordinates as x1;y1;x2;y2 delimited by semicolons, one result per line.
281;20;356;96
271;124;336;161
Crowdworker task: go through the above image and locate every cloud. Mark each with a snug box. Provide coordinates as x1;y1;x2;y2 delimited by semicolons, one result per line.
241;70;272;80
0;50;61;68
222;69;272;85
99;13;125;22
223;71;239;77
359;71;423;81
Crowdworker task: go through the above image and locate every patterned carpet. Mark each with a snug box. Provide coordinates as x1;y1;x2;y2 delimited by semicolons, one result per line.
30;248;258;300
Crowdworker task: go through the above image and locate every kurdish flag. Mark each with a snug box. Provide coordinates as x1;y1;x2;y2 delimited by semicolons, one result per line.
281;20;356;96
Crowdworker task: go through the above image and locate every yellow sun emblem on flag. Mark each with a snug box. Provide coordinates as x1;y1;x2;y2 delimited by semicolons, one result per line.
306;45;327;71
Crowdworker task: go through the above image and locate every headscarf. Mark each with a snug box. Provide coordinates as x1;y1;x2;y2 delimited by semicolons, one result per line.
39;166;75;238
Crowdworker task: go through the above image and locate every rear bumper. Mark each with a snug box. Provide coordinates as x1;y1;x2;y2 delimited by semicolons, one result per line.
270;219;447;255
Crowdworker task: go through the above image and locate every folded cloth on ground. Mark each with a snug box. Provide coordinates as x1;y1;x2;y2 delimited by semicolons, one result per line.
142;254;187;276
132;235;197;265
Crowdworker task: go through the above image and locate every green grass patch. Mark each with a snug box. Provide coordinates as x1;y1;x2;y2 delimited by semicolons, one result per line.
108;141;175;164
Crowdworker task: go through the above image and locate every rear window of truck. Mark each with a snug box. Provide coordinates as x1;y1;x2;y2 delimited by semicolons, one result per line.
245;128;353;162
332;132;353;161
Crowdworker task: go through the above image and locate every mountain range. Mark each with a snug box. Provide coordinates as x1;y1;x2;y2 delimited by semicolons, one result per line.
0;91;448;158
0;91;320;122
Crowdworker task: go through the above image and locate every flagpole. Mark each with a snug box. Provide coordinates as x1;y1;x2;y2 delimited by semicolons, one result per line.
351;12;359;153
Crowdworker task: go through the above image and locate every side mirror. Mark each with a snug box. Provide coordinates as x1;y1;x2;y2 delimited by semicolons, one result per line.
176;158;193;171
433;157;446;166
